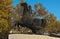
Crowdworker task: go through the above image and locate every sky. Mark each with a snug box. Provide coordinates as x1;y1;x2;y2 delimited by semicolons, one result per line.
13;0;60;21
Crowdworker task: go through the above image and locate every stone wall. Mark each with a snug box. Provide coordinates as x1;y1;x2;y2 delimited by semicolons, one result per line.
9;34;60;39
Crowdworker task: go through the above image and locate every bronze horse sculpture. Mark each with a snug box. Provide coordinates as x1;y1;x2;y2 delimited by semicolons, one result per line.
13;3;46;34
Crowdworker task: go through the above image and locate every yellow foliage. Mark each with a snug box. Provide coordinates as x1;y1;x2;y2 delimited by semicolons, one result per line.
0;0;13;33
0;10;9;19
2;0;13;5
0;19;9;33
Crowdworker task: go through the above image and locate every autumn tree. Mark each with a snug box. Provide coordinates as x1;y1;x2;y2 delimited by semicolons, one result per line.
34;3;60;34
0;0;13;38
44;13;58;33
